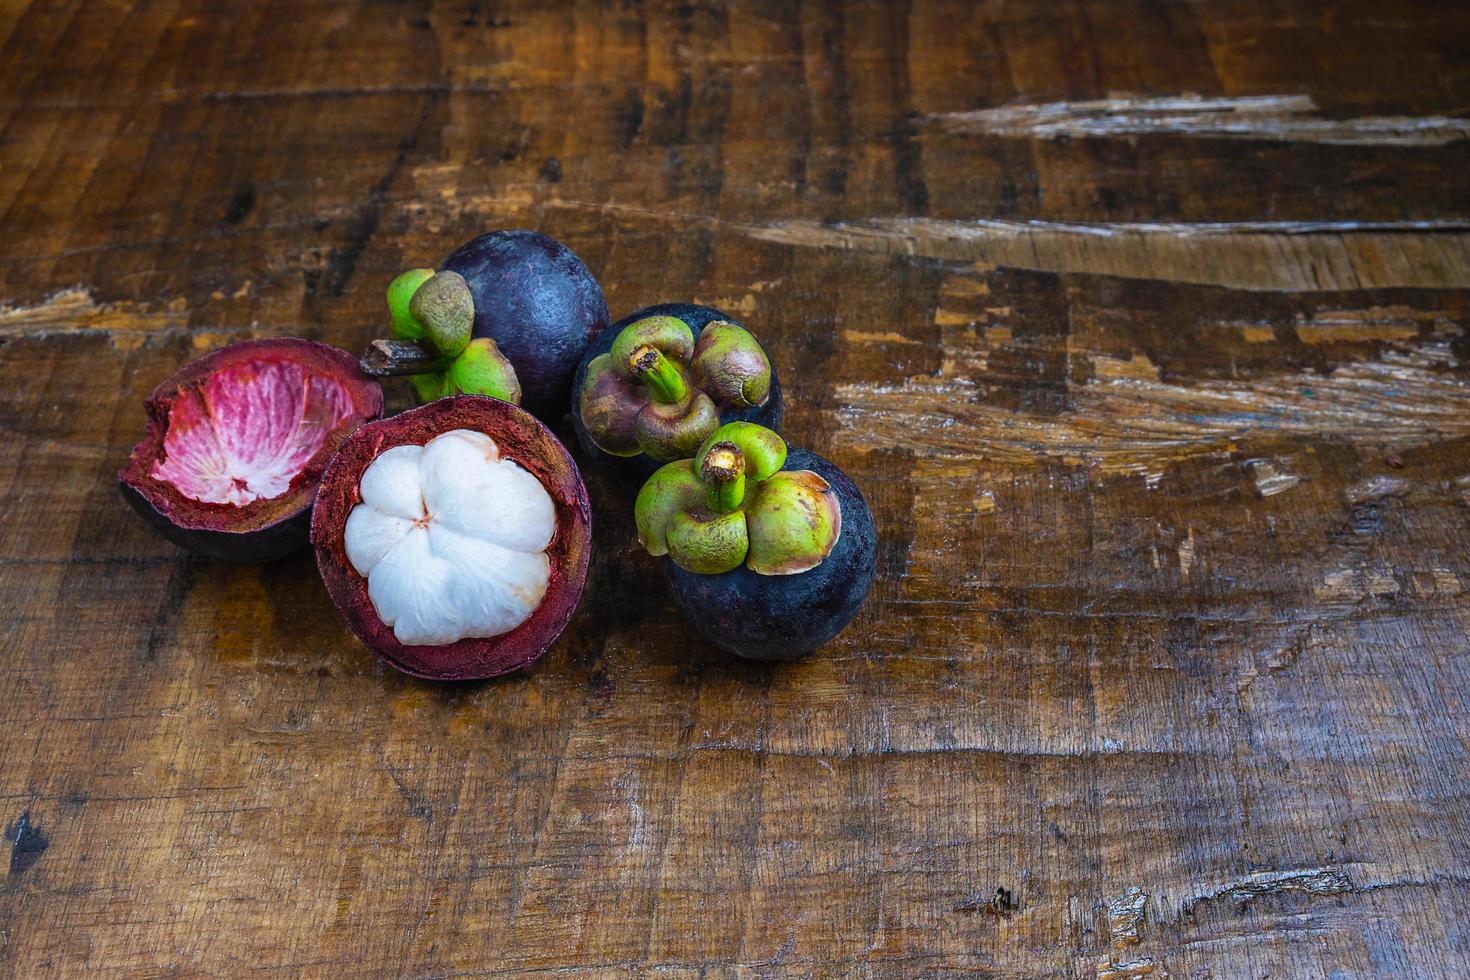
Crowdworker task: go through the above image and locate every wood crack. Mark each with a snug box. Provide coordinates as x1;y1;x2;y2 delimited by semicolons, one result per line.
744;218;1470;290
926;94;1470;147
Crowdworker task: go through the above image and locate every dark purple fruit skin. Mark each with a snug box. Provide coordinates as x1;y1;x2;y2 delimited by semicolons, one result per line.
664;448;875;661
440;230;609;419
119;483;311;563
571;303;784;483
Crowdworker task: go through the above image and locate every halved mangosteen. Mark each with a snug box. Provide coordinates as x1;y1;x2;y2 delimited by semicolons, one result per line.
118;339;384;562
311;395;592;680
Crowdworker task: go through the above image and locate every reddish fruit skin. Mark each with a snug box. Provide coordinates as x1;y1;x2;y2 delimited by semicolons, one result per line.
312;395;593;680
117;339;383;563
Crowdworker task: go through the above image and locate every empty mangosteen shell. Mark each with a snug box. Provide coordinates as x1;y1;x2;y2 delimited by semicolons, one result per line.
117;339;384;563
311;395;593;680
571;303;784;484
664;448;876;661
441;230;609;420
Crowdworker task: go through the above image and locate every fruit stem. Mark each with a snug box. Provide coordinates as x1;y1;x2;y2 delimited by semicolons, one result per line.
628;345;688;403
701;442;746;513
360;339;450;377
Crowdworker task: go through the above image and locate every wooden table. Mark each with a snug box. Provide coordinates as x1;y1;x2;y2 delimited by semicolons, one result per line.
3;1;1469;975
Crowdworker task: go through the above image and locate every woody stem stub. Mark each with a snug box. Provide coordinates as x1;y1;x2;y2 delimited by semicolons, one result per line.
359;339;450;377
629;345;689;404
701;442;746;513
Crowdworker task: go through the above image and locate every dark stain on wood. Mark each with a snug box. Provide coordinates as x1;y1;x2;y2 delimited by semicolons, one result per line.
141;559;198;663
954;886;1020;916
222;185;257;226
6;813;49;877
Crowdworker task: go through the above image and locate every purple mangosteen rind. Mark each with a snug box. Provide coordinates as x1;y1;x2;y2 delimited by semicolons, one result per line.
571;303;783;483
662;447;876;661
363;231;609;420
117;339;384;563
310;395;593;681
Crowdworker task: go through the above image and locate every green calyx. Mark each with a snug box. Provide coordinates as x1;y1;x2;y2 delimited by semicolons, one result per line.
579;316;773;461
634;423;842;576
366;267;521;404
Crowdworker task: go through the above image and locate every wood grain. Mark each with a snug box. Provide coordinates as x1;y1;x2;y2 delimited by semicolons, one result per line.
2;1;1469;976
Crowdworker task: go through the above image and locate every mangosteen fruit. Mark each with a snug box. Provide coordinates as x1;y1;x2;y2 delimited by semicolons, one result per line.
635;422;875;660
360;230;609;419
118;339;383;562
572;303;782;482
311;395;592;680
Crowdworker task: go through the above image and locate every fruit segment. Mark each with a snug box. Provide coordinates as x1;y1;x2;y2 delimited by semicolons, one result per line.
343;429;556;646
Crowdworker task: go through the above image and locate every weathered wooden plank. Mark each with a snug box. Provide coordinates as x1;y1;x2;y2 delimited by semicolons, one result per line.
2;0;1470;976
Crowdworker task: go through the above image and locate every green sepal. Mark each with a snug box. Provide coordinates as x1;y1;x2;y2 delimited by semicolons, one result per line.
409;270;474;358
690;321;772;408
578;354;647;456
387;268;435;341
634;392;720;461
610;316;695;380
744;470;842;575
410;372;449;403
666;508;749;575
446;338;521;403
695;422;786;482
635;460;706;556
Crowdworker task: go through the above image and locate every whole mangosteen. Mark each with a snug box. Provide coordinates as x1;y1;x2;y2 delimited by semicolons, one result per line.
571;303;782;483
360;230;608;420
311;395;592;680
118;339;383;562
635;422;875;660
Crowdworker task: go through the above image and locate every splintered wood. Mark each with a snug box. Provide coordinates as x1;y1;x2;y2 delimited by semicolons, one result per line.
1;0;1469;976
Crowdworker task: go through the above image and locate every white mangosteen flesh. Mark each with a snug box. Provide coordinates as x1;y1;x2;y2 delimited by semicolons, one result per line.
152;359;357;506
343;428;556;646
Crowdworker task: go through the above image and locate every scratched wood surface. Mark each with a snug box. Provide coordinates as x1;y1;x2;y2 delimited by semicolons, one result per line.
3;1;1470;976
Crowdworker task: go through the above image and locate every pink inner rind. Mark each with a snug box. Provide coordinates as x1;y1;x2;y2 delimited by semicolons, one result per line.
151;359;357;506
